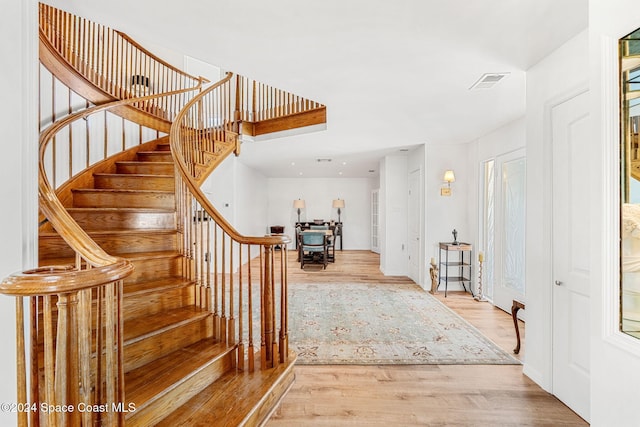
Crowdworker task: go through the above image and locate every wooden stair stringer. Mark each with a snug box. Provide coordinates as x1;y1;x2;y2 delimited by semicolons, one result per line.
241;106;327;137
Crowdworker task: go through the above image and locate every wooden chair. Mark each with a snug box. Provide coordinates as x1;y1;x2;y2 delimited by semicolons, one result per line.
298;231;329;269
310;224;335;262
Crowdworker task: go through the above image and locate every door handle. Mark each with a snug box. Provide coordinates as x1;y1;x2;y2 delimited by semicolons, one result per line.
555;280;563;286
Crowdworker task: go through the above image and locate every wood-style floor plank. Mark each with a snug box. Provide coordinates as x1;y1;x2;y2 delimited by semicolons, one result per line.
266;250;587;426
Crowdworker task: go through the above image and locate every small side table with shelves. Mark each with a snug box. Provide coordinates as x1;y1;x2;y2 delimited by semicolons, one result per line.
438;242;474;297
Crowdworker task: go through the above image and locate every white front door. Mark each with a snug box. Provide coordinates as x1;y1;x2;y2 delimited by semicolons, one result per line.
408;169;421;284
551;89;590;422
492;150;527;313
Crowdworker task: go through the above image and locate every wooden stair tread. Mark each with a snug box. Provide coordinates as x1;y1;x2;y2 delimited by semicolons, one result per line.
123;306;209;343
116;161;174;165
66;207;175;213
94;172;174;178
72;188;174;195
156;352;297;427
124;276;193;296
124;340;232;409
40;229;176;238
39;250;181;266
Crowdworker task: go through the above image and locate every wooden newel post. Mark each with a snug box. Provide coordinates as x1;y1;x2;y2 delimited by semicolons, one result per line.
263;245;274;368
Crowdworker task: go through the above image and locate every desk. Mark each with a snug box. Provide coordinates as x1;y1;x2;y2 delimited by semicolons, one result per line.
438;242;474;297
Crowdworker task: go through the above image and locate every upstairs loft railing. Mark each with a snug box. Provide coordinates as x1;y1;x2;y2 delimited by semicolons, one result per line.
39;3;207;124
40;3;325;133
0;86;198;427
171;73;292;371
235;74;325;123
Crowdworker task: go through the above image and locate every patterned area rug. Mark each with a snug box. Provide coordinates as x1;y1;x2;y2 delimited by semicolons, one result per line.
288;282;520;365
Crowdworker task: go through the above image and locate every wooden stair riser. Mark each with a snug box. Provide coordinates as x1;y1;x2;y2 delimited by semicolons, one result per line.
116;161;174;175
155;143;171;152
124;285;195;320
137;152;173;162
125;351;234;427
125;255;183;283
72;189;175;209
67;209;176;231
124;315;213;373
94;174;175;191
39;232;178;258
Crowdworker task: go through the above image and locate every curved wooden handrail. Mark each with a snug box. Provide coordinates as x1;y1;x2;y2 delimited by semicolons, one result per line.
170;73;290;247
0;263;132;296
114;30;210;84
40;85;202;268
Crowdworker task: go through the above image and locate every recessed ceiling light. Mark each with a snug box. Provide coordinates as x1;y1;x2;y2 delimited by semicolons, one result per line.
291;162;295;166
299;172;303;176
342;161;347;165
338;171;343;175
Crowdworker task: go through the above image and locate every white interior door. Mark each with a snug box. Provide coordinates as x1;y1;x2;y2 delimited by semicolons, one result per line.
408;169;420;284
492;150;527;313
551;90;590;422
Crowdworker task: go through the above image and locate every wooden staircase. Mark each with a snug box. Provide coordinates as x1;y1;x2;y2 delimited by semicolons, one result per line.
37;137;295;425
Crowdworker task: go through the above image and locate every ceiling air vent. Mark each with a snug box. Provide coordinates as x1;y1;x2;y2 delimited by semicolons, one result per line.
316;158;332;163
469;72;510;90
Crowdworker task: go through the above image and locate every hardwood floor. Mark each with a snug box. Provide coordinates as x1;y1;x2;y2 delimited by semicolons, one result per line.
266;250;587;426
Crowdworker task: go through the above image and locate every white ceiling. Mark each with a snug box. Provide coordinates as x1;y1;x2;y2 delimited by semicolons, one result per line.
50;0;588;178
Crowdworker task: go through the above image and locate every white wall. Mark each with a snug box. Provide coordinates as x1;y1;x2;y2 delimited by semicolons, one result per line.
0;0;37;424
425;143;473;291
524;30;588;391
267;177;374;250
379;155;409;275
590;1;640;425
203;156;269;265
203;157;237;226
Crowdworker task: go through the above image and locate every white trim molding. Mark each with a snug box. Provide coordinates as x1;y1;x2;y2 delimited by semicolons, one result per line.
601;33;640;355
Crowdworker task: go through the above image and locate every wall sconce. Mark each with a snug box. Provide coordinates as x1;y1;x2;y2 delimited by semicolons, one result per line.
332;198;345;222
293;199;306;222
441;170;455;196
